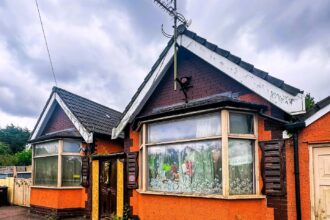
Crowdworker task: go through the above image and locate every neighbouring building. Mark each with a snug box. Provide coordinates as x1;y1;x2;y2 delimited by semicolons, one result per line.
28;26;329;220
28;87;124;218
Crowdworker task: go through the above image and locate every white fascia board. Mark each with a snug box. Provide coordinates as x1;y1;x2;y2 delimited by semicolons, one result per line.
305;104;330;127
180;35;306;115
112;43;175;139
55;95;93;143
30;93;56;140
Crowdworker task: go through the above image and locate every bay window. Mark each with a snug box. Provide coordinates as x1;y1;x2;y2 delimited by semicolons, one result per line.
139;110;259;198
33;139;82;187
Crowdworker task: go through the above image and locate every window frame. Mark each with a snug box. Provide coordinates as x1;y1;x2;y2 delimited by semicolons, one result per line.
138;109;262;199
32;139;82;188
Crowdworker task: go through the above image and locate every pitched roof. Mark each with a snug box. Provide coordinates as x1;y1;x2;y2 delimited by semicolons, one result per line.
30;87;122;143
54;87;122;136
29;129;81;143
303;95;330;126
112;26;305;138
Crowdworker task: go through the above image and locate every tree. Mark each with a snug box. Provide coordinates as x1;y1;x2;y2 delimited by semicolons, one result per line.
0;142;10;154
0;124;30;153
15;149;32;166
305;93;315;112
0;154;17;166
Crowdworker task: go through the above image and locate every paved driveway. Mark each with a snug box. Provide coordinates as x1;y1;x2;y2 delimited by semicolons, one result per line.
0;206;44;220
0;206;86;220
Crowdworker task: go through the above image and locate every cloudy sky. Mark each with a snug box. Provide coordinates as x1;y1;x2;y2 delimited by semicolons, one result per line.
0;0;329;130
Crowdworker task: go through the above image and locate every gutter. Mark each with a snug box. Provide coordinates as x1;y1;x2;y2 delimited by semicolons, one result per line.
285;122;305;220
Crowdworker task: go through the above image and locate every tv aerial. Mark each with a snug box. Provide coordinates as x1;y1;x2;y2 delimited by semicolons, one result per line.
154;0;191;90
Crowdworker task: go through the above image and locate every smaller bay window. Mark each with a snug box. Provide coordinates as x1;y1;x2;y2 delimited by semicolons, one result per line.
33;139;82;187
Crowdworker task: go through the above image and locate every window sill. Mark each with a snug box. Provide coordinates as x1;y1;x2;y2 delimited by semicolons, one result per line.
31;186;84;190
136;189;266;200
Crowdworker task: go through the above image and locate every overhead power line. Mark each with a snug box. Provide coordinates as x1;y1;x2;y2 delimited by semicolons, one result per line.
34;0;57;87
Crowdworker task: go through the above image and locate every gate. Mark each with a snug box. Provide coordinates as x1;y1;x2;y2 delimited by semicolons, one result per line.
13;178;31;207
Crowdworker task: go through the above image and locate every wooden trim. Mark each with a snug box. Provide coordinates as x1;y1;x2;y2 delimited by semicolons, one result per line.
309;145;315;220
92;160;99;220
146;135;222;146
30;186;83;189
31;144;35;185
61;152;81;156
142;124;147;192
58;140;63;187
221;110;229;196
117;159;124;218
33;154;58;158
136;189;266;200
254;113;260;195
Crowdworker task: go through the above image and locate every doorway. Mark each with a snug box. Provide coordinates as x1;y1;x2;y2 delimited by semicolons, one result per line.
99;159;117;219
311;145;330;220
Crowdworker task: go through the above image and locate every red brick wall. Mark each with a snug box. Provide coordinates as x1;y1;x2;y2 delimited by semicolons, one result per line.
43;104;75;134
286;112;330;220
140;49;252;116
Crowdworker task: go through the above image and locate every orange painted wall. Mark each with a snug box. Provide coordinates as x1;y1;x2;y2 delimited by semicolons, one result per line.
95;138;123;154
30;137;123;210
286;112;330;220
30;188;87;209
129;116;276;220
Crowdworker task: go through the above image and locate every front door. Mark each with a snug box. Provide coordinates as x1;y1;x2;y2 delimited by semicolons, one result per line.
313;146;330;220
99;159;117;219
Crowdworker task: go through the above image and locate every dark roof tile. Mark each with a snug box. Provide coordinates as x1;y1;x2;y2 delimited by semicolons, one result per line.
239;61;254;72
227;54;241;64
54;87;122;136
252;68;268;79
265;75;284;87
215;48;230;57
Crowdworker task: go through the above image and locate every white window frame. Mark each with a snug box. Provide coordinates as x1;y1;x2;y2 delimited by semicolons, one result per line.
32;139;82;189
138;109;263;199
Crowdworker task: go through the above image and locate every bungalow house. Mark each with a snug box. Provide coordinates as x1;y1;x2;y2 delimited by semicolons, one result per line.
111;26;308;220
28;25;329;220
28;87;124;218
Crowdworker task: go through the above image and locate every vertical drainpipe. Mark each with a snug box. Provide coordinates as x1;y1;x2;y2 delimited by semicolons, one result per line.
293;131;302;220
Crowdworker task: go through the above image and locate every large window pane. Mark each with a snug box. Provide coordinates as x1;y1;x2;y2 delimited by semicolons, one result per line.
35;142;58;156
229;113;254;134
148;113;221;143
34;156;58;186
228;139;254;195
63;140;81;153
62;156;82;186
148;140;222;194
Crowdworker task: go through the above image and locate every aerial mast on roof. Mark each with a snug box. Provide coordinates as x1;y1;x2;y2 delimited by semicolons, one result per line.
153;0;191;90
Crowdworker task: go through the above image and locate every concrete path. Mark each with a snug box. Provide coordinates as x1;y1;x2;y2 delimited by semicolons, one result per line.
0;206;44;220
0;206;87;220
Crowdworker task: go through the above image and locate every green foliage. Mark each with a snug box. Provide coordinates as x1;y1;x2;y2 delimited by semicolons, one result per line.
0;154;17;166
0;124;30;154
0;149;32;166
15;149;32;166
305;93;315;112
0;124;32;166
0;142;10;154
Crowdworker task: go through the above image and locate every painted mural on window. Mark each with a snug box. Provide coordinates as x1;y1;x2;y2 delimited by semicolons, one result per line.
148;140;222;194
228;139;254;194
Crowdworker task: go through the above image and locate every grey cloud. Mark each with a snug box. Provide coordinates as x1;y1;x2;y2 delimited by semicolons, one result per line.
0;0;329;129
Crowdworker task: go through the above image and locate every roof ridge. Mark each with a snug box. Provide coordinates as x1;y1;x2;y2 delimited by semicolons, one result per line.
53;86;122;114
